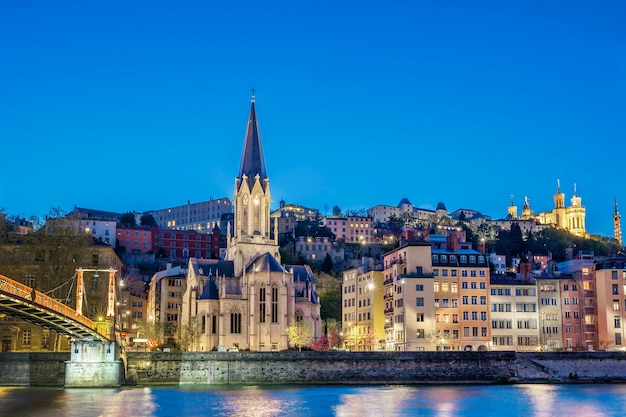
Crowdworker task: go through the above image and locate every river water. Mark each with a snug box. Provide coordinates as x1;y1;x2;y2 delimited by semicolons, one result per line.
1;383;625;417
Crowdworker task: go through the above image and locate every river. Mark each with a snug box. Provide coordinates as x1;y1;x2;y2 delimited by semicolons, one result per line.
1;383;625;417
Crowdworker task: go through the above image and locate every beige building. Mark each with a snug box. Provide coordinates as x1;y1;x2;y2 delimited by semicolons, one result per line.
489;278;539;351
341;262;385;351
179;95;321;351
148;197;232;232
383;242;436;351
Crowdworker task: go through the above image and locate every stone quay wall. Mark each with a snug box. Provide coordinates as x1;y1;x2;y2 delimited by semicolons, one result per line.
3;351;626;386
123;351;626;386
0;352;68;386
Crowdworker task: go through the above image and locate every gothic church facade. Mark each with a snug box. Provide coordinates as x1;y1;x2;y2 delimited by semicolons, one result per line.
180;95;322;351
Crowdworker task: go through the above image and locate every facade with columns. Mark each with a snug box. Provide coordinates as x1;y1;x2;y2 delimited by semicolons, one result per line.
180;95;322;351
506;181;587;237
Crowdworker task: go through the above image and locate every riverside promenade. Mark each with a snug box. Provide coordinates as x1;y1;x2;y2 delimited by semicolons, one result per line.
2;351;626;386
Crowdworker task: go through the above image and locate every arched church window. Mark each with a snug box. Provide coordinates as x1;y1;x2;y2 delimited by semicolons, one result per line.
259;284;266;323
230;308;242;334
271;285;279;323
295;309;303;322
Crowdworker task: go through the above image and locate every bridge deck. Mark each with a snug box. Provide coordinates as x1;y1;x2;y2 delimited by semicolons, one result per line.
0;274;110;342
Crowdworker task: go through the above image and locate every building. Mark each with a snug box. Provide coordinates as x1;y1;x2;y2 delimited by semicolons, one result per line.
295;236;344;264
383;242;435;351
145;263;186;346
559;252;596;350
66;207;121;247
116;225;158;254
512;181;587;237
341;260;384;351
323;216;375;243
594;258;626;351
489;277;539;351
179;94;322;351
147;197;232;232
156;227;220;260
271;201;319;221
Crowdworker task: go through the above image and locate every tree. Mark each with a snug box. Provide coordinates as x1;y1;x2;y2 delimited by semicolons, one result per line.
287;318;313;351
177;318;201;351
332;205;342;217
140;213;157;226
324;319;344;349
319;286;341;322
310;335;329;351
321;253;334;274
120;212;136;226
135;320;165;349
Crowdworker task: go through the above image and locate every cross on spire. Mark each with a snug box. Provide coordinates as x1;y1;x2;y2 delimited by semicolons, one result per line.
251;88;256;102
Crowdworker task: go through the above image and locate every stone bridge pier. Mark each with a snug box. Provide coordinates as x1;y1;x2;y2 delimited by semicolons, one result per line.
65;339;123;387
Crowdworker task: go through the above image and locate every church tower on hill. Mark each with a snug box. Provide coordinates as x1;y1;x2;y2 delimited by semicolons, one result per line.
614;199;622;246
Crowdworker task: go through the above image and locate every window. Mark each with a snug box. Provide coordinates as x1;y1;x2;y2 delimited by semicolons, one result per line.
462;296;468;305
259;287;266;323
471;296;477;305
212;315;217;334
416;298;424;306
613;284;619;295
615;316;621;329
617;333;623;346
231;309;242;333
472;311;478;320
614;300;620;311
271;286;278;323
416;284;423;291
416;329;425;338
23;329;31;345
481;312;487;321
416;313;424;322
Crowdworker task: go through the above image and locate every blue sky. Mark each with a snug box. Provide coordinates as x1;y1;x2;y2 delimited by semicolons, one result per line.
1;1;624;236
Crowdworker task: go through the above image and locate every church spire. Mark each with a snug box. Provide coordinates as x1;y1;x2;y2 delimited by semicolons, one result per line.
238;89;267;188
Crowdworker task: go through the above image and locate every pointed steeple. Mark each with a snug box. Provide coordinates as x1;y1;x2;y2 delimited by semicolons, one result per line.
238;90;267;188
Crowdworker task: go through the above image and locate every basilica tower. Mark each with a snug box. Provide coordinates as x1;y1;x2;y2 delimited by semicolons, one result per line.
226;93;280;275
615;199;622;246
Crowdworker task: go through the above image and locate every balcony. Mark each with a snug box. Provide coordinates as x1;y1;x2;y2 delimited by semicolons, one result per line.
384;307;394;314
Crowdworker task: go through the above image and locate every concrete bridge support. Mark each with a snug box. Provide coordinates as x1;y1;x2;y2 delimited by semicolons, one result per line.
65;340;122;387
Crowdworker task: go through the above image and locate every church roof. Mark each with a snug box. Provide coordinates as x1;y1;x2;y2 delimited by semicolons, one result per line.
245;252;285;274
436;202;447;211
397;197;412;207
198;277;219;300
286;264;317;283
238;95;267;188
192;258;235;278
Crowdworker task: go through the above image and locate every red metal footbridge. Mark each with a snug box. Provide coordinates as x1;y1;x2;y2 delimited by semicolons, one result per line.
0;274;110;342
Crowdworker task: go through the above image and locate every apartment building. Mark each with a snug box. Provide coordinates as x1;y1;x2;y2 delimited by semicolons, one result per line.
341;261;385;351
594;258;626;351
489;277;539;351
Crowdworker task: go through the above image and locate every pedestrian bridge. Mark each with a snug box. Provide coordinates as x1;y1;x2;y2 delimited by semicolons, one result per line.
0;273;110;343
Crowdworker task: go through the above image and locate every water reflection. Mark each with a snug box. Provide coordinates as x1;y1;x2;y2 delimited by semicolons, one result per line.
2;384;626;417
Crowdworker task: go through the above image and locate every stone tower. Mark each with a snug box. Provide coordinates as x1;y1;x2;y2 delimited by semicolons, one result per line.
553;179;567;229
507;194;518;219
615;199;622;246
226;92;280;275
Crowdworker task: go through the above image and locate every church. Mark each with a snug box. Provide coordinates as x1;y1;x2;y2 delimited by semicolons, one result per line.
509;180;587;237
180;94;322;351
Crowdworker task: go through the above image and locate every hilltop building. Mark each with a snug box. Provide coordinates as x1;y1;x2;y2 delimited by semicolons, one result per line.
508;181;587;237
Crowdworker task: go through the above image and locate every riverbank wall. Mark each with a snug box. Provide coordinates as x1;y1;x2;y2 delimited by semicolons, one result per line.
2;351;626;386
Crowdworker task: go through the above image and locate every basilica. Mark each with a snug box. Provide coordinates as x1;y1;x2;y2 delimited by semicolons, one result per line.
509;181;587;237
180;94;322;351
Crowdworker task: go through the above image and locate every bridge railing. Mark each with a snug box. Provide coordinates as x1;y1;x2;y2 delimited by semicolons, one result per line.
0;274;95;330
